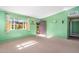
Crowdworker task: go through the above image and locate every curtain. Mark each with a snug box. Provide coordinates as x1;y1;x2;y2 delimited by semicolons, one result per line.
6;15;11;32
26;17;30;31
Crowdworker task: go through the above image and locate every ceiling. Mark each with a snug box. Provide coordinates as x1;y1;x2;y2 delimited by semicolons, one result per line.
0;6;73;19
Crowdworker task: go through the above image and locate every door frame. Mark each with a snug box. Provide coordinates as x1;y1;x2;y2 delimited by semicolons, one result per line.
36;20;46;35
69;18;79;37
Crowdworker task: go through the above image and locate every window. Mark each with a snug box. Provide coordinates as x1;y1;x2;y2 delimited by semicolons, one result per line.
11;19;25;30
6;15;30;32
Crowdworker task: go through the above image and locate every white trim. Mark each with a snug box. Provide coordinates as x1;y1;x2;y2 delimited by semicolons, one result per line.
70;20;72;35
70;19;79;21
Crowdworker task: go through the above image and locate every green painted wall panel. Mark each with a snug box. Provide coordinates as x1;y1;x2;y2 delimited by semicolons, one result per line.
44;6;79;39
0;11;37;42
68;6;79;13
0;11;6;41
44;11;68;38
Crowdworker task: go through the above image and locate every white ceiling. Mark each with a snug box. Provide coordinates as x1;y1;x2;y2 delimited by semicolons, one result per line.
0;6;73;19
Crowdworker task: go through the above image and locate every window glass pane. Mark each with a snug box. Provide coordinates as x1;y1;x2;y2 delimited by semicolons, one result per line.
72;21;79;34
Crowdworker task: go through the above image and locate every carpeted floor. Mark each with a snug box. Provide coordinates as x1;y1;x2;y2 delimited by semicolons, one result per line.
0;36;79;53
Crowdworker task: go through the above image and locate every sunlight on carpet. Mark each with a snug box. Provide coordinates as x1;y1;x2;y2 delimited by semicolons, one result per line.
16;40;38;50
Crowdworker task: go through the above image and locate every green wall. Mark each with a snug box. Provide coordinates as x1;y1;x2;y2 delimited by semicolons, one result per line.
0;11;37;42
0;11;6;41
44;11;68;38
44;6;79;39
68;6;79;13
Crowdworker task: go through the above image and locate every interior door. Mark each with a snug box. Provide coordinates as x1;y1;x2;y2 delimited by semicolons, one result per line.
39;21;46;35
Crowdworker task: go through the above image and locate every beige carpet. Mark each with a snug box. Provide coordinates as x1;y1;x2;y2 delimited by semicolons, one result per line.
0;36;79;53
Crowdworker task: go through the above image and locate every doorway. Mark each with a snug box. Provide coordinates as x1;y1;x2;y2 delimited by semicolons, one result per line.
69;17;79;38
36;21;46;35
